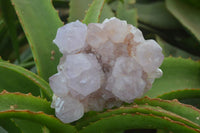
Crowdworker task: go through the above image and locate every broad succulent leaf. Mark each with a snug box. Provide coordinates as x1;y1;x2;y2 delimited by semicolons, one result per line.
68;0;93;22
0;92;76;133
82;0;105;24
76;104;200;131
12;119;45;133
79;113;199;133
11;0;63;81
181;0;200;8
0;62;52;100
0;119;22;133
117;1;138;26
99;3;115;22
156;36;200;60
166;0;200;42
0;91;53;114
135;97;200;125
0;0;20;62
158;89;200;108
135;2;180;29
145;57;200;97
0;111;76;133
158;89;200;100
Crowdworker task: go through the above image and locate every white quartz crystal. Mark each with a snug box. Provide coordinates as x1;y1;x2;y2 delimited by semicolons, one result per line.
95;41;115;65
129;25;145;43
103;18;129;43
50;17;164;123
64;54;92;79
49;72;69;96
87;23;108;49
65;53;103;96
106;57;146;103
52;95;84;123
53;20;87;54
135;40;164;73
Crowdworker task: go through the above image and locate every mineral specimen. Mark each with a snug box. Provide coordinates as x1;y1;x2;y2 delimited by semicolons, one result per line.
50;17;164;123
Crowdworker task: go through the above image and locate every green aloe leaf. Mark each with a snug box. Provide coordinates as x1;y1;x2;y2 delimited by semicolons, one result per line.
68;0;93;22
76;104;200;131
18;61;35;69
0;62;52;100
83;0;105;24
14;47;33;65
181;0;200;8
11;0;63;81
99;3;114;22
79;114;198;133
180;99;200;109
0;0;20;62
145;57;200;98
117;1;137;26
158;89;200;109
157;129;174;133
156;36;200;60
0;57;4;62
0;91;54;114
0;111;76;133
166;0;200;42
0;92;54;133
13;119;44;133
135;97;200;125
0;16;14;60
158;89;200;100
135;2;180;29
0;119;22;133
52;0;68;8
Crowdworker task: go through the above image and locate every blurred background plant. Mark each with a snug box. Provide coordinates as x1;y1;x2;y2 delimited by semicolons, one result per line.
0;0;200;133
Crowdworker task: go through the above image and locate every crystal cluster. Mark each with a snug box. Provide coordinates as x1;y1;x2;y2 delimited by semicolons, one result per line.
50;17;164;123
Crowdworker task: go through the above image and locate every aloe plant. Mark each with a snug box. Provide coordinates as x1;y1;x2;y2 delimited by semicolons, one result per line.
0;0;200;132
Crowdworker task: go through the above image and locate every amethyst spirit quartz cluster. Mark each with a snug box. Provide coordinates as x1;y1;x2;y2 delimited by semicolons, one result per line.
49;17;164;123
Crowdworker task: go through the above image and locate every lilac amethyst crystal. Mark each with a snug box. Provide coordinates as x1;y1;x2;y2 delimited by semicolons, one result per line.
50;17;164;123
